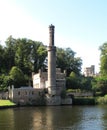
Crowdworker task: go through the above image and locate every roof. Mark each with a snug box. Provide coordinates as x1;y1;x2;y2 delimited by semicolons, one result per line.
19;86;34;90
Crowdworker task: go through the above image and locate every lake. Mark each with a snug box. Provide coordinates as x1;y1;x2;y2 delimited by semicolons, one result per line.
0;105;107;130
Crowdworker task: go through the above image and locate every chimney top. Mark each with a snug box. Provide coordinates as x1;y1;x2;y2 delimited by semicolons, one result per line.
49;24;55;46
49;24;54;28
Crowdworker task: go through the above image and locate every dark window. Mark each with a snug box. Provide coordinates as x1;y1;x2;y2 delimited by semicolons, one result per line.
18;91;20;95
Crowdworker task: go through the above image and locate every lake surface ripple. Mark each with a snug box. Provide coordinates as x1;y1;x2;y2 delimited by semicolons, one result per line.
0;105;107;130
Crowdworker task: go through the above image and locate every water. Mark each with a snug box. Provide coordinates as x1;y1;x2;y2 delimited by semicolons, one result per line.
0;105;107;130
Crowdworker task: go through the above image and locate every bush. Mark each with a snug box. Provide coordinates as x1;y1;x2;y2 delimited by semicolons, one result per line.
67;89;81;93
96;95;107;104
95;91;102;96
73;97;96;105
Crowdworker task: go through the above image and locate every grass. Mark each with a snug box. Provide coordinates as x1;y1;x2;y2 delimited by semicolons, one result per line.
0;100;16;106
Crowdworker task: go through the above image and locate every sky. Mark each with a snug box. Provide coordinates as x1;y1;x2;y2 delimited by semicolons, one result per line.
0;0;107;73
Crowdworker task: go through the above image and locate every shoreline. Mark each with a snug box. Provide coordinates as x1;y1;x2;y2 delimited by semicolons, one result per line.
0;105;17;109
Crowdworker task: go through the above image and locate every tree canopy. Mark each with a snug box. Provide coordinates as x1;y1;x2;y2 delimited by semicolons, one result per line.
99;43;107;76
56;47;82;76
0;36;82;89
91;42;107;95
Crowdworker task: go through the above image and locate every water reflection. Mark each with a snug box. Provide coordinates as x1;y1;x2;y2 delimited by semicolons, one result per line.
75;106;104;130
0;106;107;130
32;106;107;130
32;106;78;130
0;109;15;130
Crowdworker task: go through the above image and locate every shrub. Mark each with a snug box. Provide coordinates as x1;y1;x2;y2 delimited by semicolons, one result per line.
96;95;107;104
73;97;95;105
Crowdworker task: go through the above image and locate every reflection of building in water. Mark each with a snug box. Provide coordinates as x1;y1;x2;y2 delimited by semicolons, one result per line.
32;107;53;129
8;24;72;106
84;65;95;77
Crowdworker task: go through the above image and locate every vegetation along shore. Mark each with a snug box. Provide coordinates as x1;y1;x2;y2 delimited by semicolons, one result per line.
0;37;107;106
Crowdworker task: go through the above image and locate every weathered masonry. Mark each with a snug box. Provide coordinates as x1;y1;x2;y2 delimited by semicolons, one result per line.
9;25;72;106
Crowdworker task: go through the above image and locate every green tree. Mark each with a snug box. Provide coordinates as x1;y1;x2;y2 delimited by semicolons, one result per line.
56;47;82;76
80;76;93;91
0;45;5;73
15;38;33;75
31;42;47;73
66;72;81;89
99;43;107;76
0;74;6;91
92;76;107;95
0;74;12;91
9;66;26;88
15;39;47;74
4;36;16;72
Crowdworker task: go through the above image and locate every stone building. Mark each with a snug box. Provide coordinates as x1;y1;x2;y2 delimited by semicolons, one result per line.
32;68;66;95
9;86;44;105
84;65;95;77
8;24;72;105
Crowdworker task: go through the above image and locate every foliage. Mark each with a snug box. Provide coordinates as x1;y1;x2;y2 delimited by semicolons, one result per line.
0;45;5;73
66;72;81;89
0;74;11;91
92;42;107;96
14;38;47;74
66;77;76;89
96;95;107;104
0;36;47;89
4;36;16;73
66;72;93;91
31;42;47;72
9;66;26;88
73;97;95;105
15;38;32;74
92;76;107;95
66;89;81;93
56;47;82;76
0;36;83;90
80;76;93;91
99;43;107;76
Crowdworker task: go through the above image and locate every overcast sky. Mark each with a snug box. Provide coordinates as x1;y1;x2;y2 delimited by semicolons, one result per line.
0;0;107;73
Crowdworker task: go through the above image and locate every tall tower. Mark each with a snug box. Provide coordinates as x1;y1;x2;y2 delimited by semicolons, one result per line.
47;24;56;95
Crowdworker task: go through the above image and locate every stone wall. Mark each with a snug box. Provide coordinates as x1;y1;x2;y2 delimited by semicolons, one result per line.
9;87;45;105
0;92;8;99
67;92;93;97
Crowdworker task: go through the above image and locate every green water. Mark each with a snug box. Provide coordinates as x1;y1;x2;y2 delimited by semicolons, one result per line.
0;105;107;130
